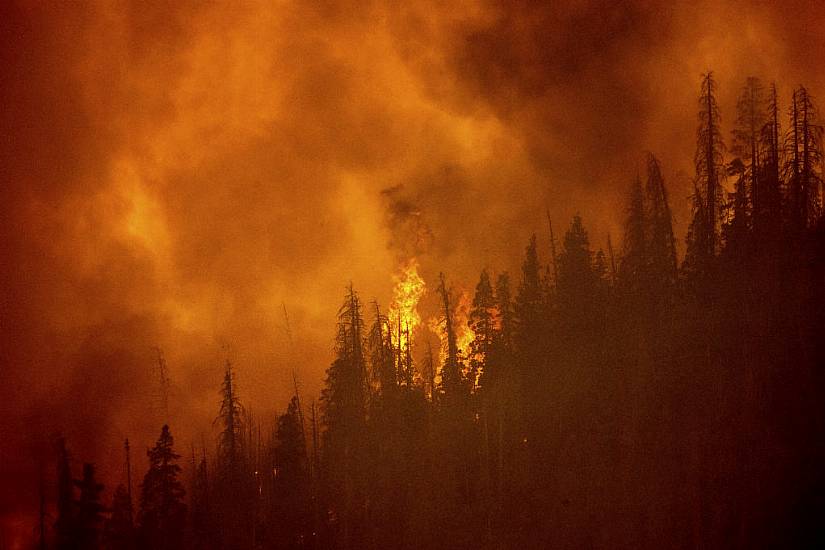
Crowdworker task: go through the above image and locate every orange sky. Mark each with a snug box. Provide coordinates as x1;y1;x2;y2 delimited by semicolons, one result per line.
2;0;825;543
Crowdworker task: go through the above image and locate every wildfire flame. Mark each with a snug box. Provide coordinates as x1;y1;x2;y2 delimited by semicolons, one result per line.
427;288;477;383
454;291;475;360
426;315;446;369
388;259;426;352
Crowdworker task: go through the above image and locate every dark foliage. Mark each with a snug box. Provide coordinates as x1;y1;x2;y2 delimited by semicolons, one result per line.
42;72;825;550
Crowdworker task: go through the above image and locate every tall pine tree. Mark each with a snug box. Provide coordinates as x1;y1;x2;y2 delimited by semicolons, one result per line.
784;86;823;232
138;425;187;550
74;463;104;550
320;285;369;549
686;72;727;272
54;437;75;550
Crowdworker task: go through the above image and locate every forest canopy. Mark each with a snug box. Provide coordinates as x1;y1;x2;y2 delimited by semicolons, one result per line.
27;72;825;550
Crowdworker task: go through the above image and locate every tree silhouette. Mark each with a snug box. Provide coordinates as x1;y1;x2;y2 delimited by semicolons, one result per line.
435;272;465;401
188;448;212;550
513;235;547;425
104;484;134;550
468;269;496;387
320;285;369;549
784;86;823;232
731;77;766;233
557;215;598;316
645;154;678;288
368;301;396;398
216;363;244;472
68;463;103;550
689;72;727;268
54;437;76;550
269;396;311;548
758;83;783;238
621;174;646;287
138;425;186;550
20;68;825;550
213;362;253;550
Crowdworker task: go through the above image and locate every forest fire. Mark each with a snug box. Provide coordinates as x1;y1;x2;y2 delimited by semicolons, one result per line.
387;259;426;352
426;311;446;370
4;2;825;549
453;290;475;361
427;283;476;385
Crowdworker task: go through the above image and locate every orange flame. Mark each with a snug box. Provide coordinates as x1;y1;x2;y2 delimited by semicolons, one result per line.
454;290;475;361
388;259;426;352
427;288;476;384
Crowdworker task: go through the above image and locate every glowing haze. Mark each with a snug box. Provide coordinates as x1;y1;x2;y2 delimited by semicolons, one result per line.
2;0;825;542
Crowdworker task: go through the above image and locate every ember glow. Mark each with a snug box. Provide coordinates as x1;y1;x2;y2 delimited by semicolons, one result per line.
3;1;825;548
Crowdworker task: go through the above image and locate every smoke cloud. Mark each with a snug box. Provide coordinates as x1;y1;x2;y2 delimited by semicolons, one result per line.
2;0;825;541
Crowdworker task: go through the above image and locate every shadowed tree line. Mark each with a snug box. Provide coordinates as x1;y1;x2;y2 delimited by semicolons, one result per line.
34;73;825;549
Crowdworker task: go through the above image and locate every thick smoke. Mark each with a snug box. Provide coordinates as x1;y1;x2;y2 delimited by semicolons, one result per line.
381;184;435;262
2;0;825;541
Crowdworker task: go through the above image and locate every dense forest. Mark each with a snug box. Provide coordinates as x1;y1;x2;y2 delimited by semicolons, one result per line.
34;73;825;550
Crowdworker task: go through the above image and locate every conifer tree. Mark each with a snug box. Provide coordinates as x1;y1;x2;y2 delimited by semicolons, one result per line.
620;174;647;289
758;83;783;235
468;269;496;389
368;302;395;398
138;425;186;550
684;182;708;277
491;270;514;470
495;273;513;349
189;448;212;550
430;272;480;548
104;484;134;550
322;286;368;435
731;77;766;229
104;438;135;549
271;396;311;547
213;363;253;550
557;215;598;314
480;272;515;412
436;272;464;400
469;271;499;547
689;72;727;266
515;235;544;325
216;362;244;472
725;157;750;251
784;86;823;231
276;397;309;492
645;154;678;285
511;233;551;490
513;235;546;388
74;463;104;550
621;156;677;297
54;437;75;550
320;285;369;549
